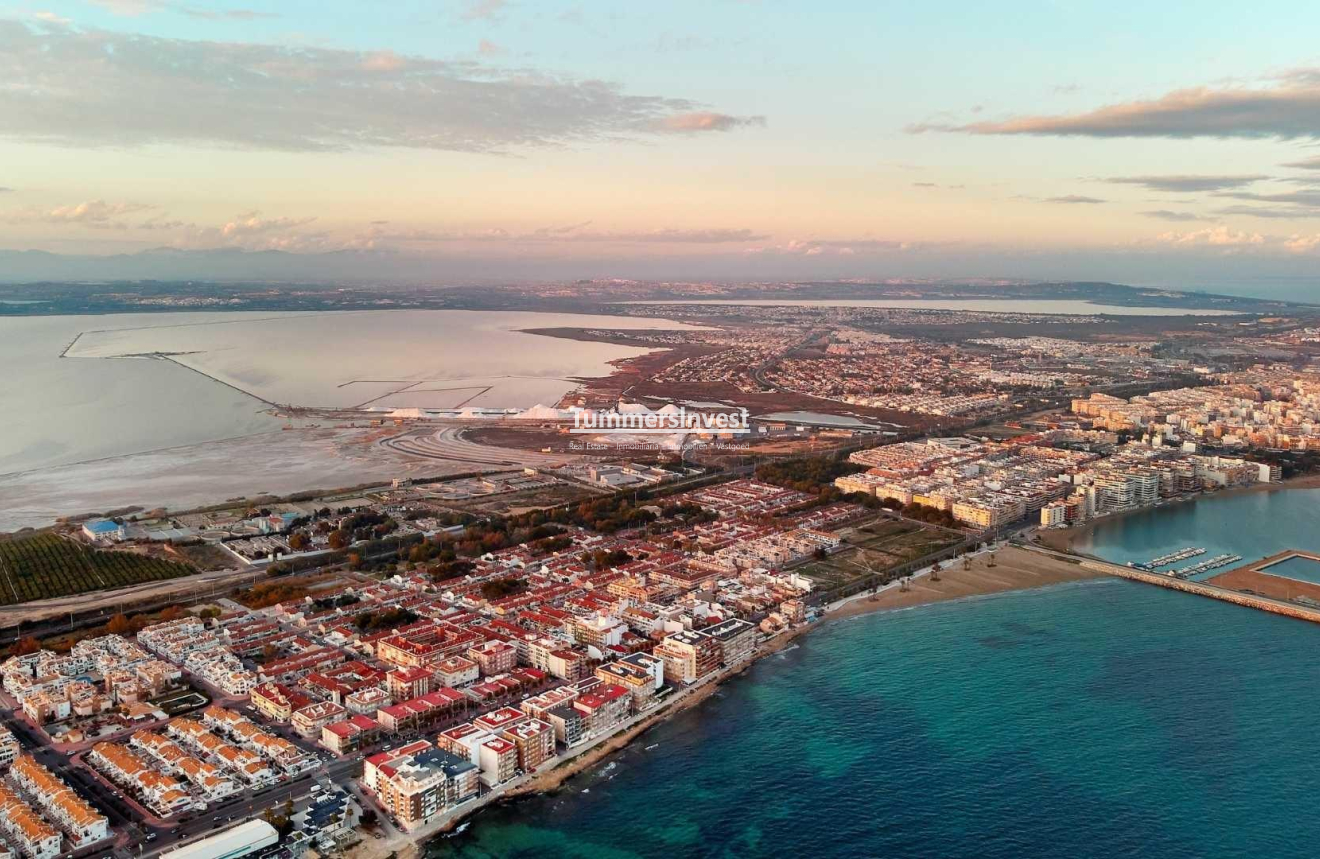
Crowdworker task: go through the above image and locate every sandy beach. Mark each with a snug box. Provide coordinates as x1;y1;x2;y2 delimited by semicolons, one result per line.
825;544;1105;620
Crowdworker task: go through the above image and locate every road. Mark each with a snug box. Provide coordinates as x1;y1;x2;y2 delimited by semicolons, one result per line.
0;565;270;642
139;759;360;857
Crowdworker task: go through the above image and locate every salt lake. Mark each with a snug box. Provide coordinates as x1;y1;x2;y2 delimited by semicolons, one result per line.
1;310;699;476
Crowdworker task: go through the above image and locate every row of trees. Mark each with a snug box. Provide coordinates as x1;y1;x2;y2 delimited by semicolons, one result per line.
0;533;194;605
755;455;867;494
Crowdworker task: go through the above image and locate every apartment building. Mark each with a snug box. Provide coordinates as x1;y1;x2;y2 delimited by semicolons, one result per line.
434;656;479;688
572;683;631;737
704;618;757;666
467;640;518;676
10;756;108;847
499;719;556;773
477;737;519;787
543;703;586;747
386;665;434;700
0;727;19;770
653;629;721;685
594;661;660;711
292;701;347;739
374;748;479;831
88;742;196;817
0;782;61;859
321;715;382;755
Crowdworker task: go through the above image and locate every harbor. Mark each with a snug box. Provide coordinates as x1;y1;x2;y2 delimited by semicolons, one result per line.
1140;546;1205;569
1125;546;1243;578
1027;544;1320;626
1165;553;1242;579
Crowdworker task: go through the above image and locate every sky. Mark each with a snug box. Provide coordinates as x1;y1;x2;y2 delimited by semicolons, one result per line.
4;0;1320;290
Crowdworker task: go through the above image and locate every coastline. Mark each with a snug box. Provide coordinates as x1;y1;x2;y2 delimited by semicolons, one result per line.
502;546;1104;796
347;544;1106;859
1035;472;1320;554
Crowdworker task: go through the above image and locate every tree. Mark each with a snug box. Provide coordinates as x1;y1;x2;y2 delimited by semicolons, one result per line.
106;613;132;635
288;532;309;551
14;636;41;655
328;530;350;550
480;578;526;600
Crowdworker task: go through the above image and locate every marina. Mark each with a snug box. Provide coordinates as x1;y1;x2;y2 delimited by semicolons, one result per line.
1124;548;1242;579
1166;553;1242;579
1146;547;1205;568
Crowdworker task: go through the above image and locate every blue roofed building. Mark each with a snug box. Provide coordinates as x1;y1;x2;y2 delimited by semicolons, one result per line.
82;519;126;542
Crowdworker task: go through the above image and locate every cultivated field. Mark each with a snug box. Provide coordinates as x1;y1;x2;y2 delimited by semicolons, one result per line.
798;518;965;591
0;533;195;606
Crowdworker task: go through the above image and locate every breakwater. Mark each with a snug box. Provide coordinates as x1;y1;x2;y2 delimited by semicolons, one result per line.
1027;547;1320;625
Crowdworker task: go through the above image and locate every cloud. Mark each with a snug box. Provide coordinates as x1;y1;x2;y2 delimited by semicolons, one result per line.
460;0;507;21
1283;155;1320;170
137;217;191;230
477;39;506;57
589;228;768;243
1284;234;1320;253
165;210;323;249
0;186;12;194
1209;205;1320;220
1218;188;1320;207
1215;204;1320;219
217;211;316;238
1155;226;1265;247
653;33;714;53
912;182;938;188
33;11;72;24
748;238;915;257
361;223;769;245
4;199;153;229
172;6;278;20
1141;210;1209;222
1103;174;1268;193
360;50;406;71
1045;195;1104;204
910;70;1320;139
0;20;759;154
649;112;766;133
88;0;276;17
88;0;154;13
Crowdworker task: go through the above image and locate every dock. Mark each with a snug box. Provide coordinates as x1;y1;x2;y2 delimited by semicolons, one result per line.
1143;546;1205;568
1024;544;1320;626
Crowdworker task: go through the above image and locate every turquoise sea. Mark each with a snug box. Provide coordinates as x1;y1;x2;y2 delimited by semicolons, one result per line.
430;576;1320;858
1069;487;1320;575
428;490;1320;858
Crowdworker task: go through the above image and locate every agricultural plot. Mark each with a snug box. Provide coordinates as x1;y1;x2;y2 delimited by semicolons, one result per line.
798;518;965;591
0;532;195;605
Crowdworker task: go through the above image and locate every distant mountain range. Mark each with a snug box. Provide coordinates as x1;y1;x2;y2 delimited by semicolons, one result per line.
0;248;1315;308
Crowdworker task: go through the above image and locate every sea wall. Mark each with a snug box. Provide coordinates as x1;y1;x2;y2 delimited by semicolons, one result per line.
1078;558;1320;624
